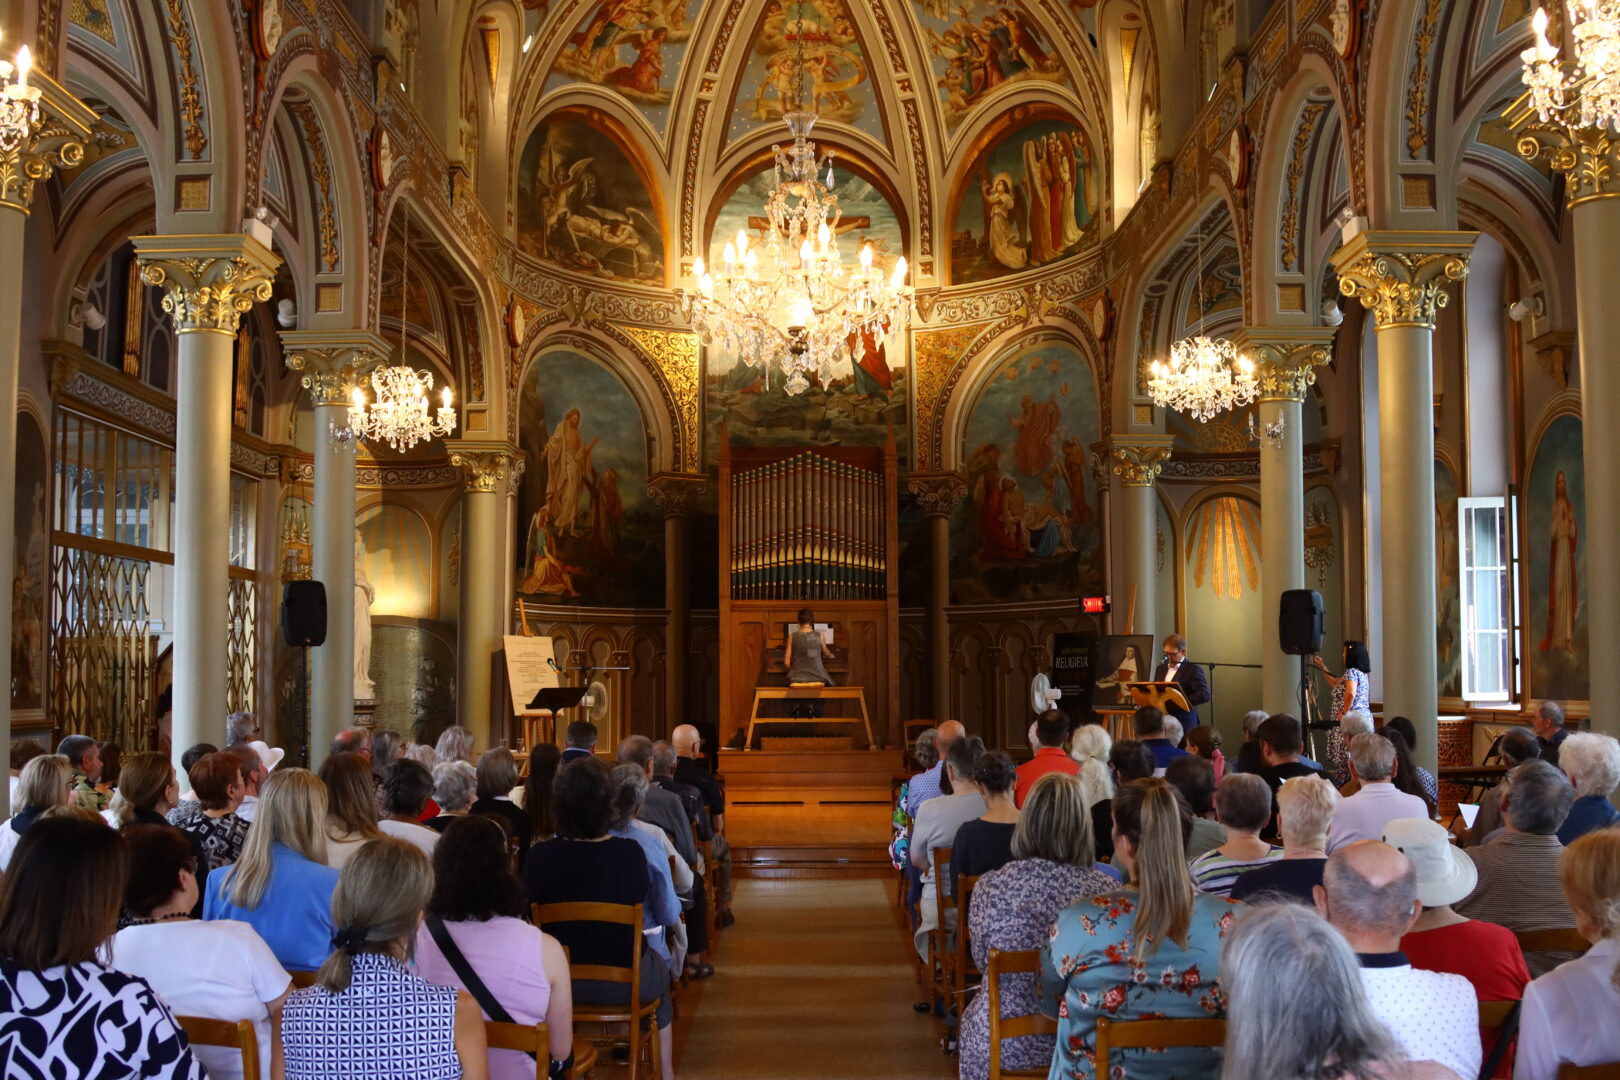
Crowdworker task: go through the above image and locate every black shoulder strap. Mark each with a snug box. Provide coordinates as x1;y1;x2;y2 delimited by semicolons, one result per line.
424;916;528;1042
1477;1000;1520;1080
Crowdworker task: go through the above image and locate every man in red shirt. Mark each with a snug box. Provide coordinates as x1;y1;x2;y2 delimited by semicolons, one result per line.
1014;709;1078;807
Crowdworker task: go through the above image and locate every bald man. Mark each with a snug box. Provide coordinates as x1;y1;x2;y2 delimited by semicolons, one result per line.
673;724;734;925
903;720;964;822
1315;841;1480;1080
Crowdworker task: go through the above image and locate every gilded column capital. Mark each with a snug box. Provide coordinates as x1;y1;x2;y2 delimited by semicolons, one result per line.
0;72;96;215
1109;437;1174;487
280;330;390;405
1236;328;1335;403
446;440;523;493
1510;102;1620;209
646;472;707;518
906;471;968;517
1331;230;1476;330
132;234;280;336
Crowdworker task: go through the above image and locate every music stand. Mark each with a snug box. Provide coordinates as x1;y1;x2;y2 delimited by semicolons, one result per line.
522;686;590;751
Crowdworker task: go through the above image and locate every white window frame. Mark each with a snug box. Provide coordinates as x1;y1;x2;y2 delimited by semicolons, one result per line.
1458;496;1516;702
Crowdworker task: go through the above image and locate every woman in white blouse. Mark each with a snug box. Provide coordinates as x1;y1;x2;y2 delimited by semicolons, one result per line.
1515;828;1620;1080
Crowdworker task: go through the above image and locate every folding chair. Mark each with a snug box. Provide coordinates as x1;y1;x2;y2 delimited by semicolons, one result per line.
532;901;659;1080
985;948;1058;1080
175;1016;260;1080
1093;1015;1226;1079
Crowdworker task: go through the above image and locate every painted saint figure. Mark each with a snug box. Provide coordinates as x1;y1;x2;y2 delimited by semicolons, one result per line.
353;530;375;701
1541;469;1578;652
543;407;600;536
1008;392;1061;475
523;505;583;598
979;172;1027;270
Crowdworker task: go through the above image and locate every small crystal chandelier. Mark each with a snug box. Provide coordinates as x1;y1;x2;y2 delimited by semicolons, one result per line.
335;213;456;452
1147;212;1256;423
0;34;42;151
678;1;910;395
1521;4;1620;131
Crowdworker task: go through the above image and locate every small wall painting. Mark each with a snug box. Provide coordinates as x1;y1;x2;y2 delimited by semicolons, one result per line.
12;411;47;713
1527;414;1588;702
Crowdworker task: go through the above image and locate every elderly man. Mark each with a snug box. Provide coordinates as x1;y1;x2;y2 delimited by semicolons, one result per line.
1555;732;1620;844
1315;841;1481;1080
228;743;267;823
330;727;370;759
1466;728;1541;846
909;736;985;960
1455;759;1578;976
1015;709;1078;806
673;724;734;926
225;712;259;748
562;719;597;764
904;719;965;821
1531;700;1571;767
616;736;700;870
55;734;107;813
1327;732;1431;852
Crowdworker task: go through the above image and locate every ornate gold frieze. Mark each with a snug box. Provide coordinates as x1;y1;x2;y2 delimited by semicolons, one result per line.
447;441;523;494
132;235;280;335
1331;230;1475;330
1403;0;1443;158
280;330;389;405
912;320;995;472
1515;123;1620;208
0;75;95;215
616;325;701;475
906;471;968;516
160;0;207;159
646;472;707;517
1110;440;1174;487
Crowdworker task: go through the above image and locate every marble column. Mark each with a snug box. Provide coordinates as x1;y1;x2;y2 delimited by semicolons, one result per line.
281;331;388;765
134;235;280;778
1109;439;1173;640
647;473;706;736
447;442;523;750
907;472;968;722
1334;230;1475;775
1239;329;1333;715
0;81;92;813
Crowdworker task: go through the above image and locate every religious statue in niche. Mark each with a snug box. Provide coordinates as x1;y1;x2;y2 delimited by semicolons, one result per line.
951;119;1097;284
1541;469;1578;652
354;530;376;701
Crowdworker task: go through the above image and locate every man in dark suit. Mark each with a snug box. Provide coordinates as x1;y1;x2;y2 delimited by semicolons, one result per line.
1152;633;1211;731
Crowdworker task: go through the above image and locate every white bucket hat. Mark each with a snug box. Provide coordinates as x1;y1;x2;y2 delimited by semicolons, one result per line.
246;739;285;772
1383;817;1477;908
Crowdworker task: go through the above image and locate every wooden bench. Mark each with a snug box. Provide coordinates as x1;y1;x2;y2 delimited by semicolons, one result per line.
746;685;875;749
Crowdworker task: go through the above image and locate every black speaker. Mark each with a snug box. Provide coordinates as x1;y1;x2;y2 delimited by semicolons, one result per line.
1279;589;1324;655
281;580;327;647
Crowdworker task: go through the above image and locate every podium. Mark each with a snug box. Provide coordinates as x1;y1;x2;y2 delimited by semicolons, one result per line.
1126;681;1190;714
520;686;589;753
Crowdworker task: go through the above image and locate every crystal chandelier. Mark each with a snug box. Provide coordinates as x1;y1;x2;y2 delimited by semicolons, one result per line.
335;214;456;452
1521;4;1620;131
678;4;910;395
0;34;41;151
1147;212;1256;423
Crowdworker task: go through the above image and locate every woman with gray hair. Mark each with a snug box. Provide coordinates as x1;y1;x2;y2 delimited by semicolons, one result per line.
1555;732;1620;843
890;727;940;871
1230;775;1339;904
1068;723;1114;812
1189;773;1281;896
434;725;475;765
470;748;532;856
1233;709;1271;775
425;760;477;833
607;764;688;978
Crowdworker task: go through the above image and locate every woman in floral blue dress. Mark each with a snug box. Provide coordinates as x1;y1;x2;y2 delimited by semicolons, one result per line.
1315;640;1372;785
1039;778;1237;1080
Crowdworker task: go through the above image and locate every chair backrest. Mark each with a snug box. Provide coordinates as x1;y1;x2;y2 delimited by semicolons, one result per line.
933;846;955;911
1515;928;1591;955
531;900;644;986
484;1020;550;1080
956;873;981;976
986;949;1058;1080
1093;1016;1227;1080
1478;1000;1519;1029
288;970;317;989
1558;1065;1620;1079
176;1016;260;1080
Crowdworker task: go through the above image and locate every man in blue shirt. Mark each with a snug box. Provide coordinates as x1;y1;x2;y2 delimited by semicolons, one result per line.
1134;706;1190;772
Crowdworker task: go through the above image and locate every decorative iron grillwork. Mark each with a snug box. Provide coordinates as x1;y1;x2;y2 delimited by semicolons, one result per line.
226;576;260;717
49;546;153;748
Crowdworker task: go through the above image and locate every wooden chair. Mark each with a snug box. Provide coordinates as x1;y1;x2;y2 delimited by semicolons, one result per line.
1478;1000;1520;1029
985;949;1057;1080
927;847;956;1019
1515;928;1591;954
175;1016;260;1080
1093;1016;1227;1079
531;901;658;1080
1558;1066;1620;1079
287;971;317;989
954;873;981;1012
484;1020;599;1080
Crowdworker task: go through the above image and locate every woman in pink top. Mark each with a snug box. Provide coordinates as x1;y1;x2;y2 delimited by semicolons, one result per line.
414;816;573;1079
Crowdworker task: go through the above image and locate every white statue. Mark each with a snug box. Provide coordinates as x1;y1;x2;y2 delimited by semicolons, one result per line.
354;529;376;700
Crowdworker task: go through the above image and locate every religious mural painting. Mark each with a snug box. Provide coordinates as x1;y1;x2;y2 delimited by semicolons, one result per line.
1527;414;1588;702
516;349;662;607
1435;459;1462;699
949;117;1099;284
546;0;702;129
949;340;1102;603
912;0;1070;131
703;163;906;452
11;411;47;714
1303;484;1343;676
515;117;664;284
726;0;883;144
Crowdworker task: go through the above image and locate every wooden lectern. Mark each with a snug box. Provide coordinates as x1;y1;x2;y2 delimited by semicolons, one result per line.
1126;681;1190;714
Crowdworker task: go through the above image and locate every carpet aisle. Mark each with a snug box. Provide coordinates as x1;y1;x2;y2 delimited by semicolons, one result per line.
673;877;956;1078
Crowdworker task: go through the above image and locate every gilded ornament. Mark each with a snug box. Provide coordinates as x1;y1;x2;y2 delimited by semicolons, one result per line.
646;472;707;517
1280;103;1327;273
282;334;388;405
1515;123;1620;207
292;104;339;272
906;472;968;516
448;444;521;493
618;325;701;474
1331;231;1475;330
1404;0;1443;158
0;121;85;212
1110;442;1173;487
133;236;280;336
161;0;207;158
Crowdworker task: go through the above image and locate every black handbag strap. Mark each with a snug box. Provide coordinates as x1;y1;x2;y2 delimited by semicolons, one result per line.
424;916;523;1031
1477;1000;1520;1080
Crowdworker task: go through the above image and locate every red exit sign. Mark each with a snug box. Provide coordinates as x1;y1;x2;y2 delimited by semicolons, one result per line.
1081;595;1111;615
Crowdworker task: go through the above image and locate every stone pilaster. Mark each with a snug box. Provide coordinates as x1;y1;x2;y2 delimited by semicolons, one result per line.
907;472;968;720
1109;437;1173;640
648;472;707;734
447;441;525;749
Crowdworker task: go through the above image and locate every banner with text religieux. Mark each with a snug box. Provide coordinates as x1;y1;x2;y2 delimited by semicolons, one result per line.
503;635;560;716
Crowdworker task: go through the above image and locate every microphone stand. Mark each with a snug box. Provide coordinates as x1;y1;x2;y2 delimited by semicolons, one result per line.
1200;661;1261;735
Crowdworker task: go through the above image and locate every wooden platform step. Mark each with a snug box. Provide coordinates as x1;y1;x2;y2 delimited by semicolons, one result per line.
732;844;892;880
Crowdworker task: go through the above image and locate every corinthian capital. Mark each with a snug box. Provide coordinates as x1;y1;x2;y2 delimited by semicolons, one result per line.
446;440;523;493
1331;230;1476;330
646;472;707;518
1236;327;1335;403
1109;437;1174;487
132;235;280;336
0;72;96;215
906;471;968;517
280;330;390;405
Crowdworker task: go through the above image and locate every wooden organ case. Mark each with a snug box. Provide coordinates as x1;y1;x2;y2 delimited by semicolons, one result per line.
718;429;900;749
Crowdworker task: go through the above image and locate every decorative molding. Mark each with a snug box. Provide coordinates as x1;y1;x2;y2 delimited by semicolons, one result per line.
646;472;707;517
280;330;390;404
1280;103;1327;273
1515;123;1620;208
1158;447;1332;481
230;442;282;477
160;0;208;159
1331;230;1476;330
133;235;280;335
1528;330;1575;389
613;325;701;474
1237;328;1335;402
446;440;523;493
0;75;94;214
1403;0;1443;159
58;370;176;439
906;471;968;516
291;103;339;272
911;320;995;471
1109;439;1174;487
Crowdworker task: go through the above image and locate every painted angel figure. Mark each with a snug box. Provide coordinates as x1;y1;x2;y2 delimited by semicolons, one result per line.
979;170;1027;270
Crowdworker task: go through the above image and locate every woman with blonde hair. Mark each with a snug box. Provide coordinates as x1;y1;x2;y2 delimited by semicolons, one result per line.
1514;829;1620;1079
0;753;72;869
1230;774;1338;903
318;752;383;870
1068;723;1114;811
103;751;180;829
203;768;338;972
1040;778;1235;1080
280;837;488;1080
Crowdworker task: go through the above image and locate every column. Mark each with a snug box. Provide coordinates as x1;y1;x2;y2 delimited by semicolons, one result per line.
906;472;968;721
0;79;92;814
1239;329;1333;715
447;441;523;750
280;331;388;765
133;235;281;778
648;473;707;735
1334;230;1475;775
1109;439;1173;640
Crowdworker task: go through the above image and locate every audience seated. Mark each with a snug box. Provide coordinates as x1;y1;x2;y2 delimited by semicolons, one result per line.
470;748;532;857
950;750;1021;891
8;738;43;806
1221;903;1452;1080
523;757;676;1080
1015;709;1079;806
607;765;689;976
414;815;574;1079
435;725;476;766
1162;716;1185;751
329;727;371;759
203;768;340;972
1454;759;1579;976
1091;739;1154;863
1553;732;1620;843
958;772;1117;1080
1068;723;1115;812
228;744;268;823
1466;729;1541;846
909;735;986;959
0;816;206;1079
1230;709;1270;776
1255;713;1324;835
891;727;938;870
1515;829;1620;1080
172;751;252;872
427;760;478;833
1530;700;1570;768
1229;775;1338;904
169;741;217;811
1379;722;1437;818
1189;773;1281;896
672;724;733;927
0;753;71;870
57;733;108;812
903;719;965;821
280;837;489;1080
619;736;702;871
1316;841;1482;1080
369;729;407;818
522;743;562;839
1134;706;1190;773
377;759;440;855
1328;732;1431;852
1184;725;1224;783
113;825;290;1080
561;719;597;764
1039;778;1233;1080
1328;707;1377;790
1164;755;1224;858
643;739;712;963
319;752;384;870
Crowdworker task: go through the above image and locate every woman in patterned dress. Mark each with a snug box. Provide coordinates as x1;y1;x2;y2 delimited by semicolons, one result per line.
1315;640;1372;786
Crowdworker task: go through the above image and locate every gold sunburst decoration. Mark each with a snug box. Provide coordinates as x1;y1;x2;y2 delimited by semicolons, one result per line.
1186;496;1260;599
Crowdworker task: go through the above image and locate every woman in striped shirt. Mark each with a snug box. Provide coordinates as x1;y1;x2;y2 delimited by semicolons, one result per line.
1189;773;1281;896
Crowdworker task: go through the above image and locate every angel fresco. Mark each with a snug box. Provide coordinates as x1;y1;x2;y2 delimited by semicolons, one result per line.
745;0;869;125
533;157;662;282
954;122;1095;284
553;0;692;104
921;2;1066;128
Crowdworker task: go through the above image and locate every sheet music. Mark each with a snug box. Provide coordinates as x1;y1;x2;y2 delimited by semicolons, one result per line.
503;635;559;715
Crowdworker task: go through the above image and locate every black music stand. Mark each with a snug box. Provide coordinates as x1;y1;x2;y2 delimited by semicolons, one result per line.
523;686;589;750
